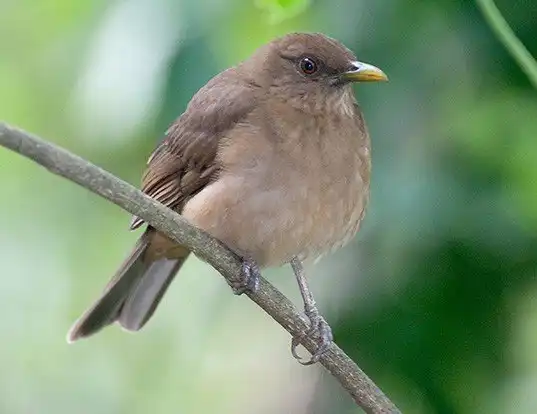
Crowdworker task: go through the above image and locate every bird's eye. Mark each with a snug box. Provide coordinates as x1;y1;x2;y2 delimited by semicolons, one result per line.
299;57;318;75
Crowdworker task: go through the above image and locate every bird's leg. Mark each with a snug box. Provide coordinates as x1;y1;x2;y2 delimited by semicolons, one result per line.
230;256;261;295
290;257;333;365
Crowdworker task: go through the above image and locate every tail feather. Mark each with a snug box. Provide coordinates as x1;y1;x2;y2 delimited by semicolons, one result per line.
117;258;184;331
67;231;189;343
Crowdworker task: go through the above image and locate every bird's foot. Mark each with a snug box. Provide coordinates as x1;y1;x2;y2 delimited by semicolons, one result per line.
291;307;333;365
230;257;261;295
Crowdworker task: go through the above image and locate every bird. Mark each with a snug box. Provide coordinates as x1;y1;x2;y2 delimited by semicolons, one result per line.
67;32;387;364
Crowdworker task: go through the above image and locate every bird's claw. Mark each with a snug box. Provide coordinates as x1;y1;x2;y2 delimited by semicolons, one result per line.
291;309;333;365
231;257;261;295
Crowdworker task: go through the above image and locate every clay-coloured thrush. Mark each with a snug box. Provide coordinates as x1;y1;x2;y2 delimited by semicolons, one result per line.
68;32;387;364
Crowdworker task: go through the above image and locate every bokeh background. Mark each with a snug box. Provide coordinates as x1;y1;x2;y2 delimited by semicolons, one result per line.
1;0;537;413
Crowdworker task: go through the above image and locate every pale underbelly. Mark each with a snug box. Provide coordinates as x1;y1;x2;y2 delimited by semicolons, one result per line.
181;172;367;267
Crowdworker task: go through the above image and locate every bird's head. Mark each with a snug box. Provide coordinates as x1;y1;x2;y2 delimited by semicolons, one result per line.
241;32;387;102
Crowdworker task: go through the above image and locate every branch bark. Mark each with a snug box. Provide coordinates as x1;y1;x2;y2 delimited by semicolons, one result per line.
0;122;401;414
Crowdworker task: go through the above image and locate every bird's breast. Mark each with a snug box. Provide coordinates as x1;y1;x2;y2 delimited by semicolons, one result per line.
182;108;371;267
275;117;370;262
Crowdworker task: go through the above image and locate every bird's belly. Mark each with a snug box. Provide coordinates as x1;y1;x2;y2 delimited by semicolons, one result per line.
182;167;368;267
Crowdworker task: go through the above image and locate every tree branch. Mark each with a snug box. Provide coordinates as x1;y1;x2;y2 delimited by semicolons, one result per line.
0;122;401;414
476;0;537;89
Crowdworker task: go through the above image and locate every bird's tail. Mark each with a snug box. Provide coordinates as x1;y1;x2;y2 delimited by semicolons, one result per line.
67;230;189;342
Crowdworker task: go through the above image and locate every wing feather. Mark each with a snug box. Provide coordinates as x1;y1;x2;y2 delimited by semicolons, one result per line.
130;69;256;230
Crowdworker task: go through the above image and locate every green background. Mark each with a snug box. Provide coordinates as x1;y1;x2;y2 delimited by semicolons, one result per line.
1;0;537;413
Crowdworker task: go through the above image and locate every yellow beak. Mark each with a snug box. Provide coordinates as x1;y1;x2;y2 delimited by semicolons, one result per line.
341;61;388;83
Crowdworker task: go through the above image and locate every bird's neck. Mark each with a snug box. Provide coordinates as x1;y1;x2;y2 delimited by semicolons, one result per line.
270;85;356;117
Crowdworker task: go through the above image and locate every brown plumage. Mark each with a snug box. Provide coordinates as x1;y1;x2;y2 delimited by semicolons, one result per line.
67;32;387;362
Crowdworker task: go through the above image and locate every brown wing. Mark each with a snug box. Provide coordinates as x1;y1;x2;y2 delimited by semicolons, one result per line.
130;68;256;229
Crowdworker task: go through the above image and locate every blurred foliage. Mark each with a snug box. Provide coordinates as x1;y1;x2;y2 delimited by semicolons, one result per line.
255;0;311;24
1;0;537;413
477;0;537;88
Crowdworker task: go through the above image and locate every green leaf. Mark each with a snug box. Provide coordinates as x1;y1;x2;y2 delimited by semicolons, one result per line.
255;0;310;24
